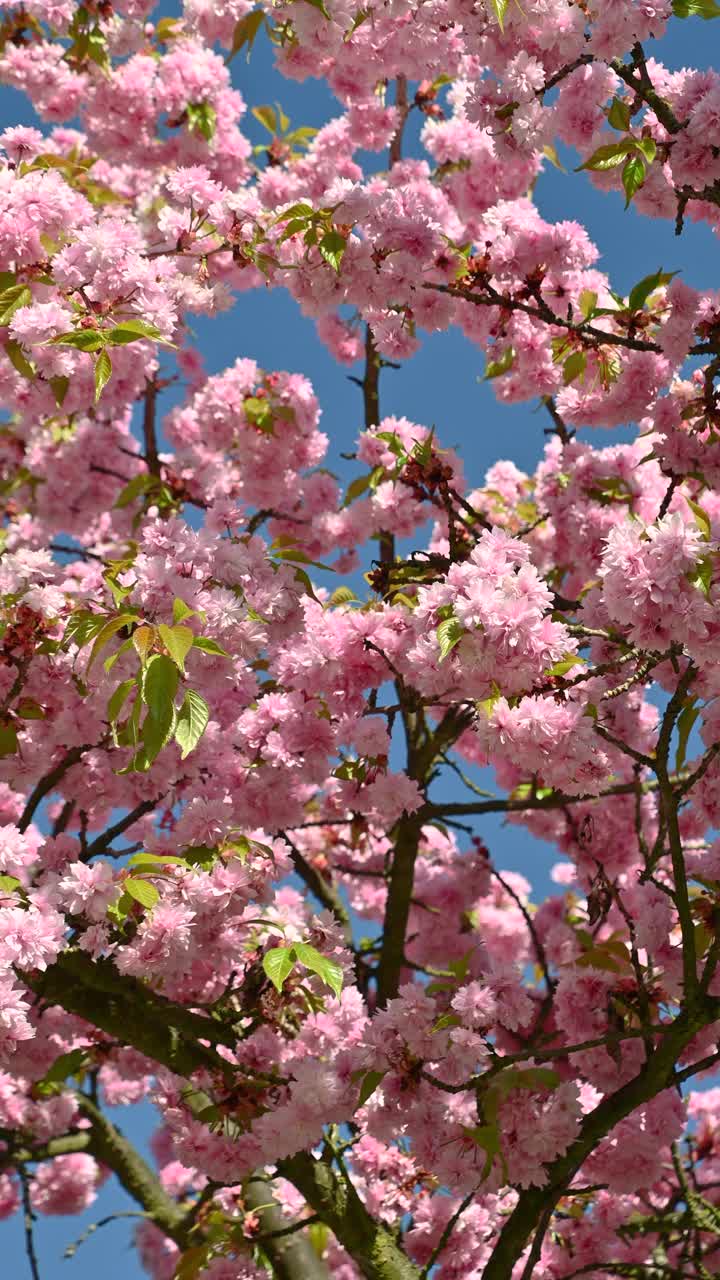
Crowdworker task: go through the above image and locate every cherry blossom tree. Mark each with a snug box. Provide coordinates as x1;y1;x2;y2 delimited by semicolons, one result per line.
2;0;720;1277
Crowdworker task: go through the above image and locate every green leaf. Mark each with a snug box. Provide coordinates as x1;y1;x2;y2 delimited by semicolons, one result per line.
293;942;344;998
104;635;134;674
142;697;176;764
39;1049;89;1088
545;655;585;678
628;268;679;312
4;338;35;379
308;1222;329;1260
672;0;720;12
318;229;346;273
489;0;509;29
252;104;278;134
357;1069;386;1106
15;697;45;719
437;615;464;662
607;98;632;132
107;677;137;726
128;851;187;868
0;874;20;893
132;624;155;664
577;140;634;171
114;472;152;509
263;945;296;992
243;396;274;432
49;375;69;407
142;654;179;720
563;350;586;385
186;102;217;143
578;290;598;320
675;698;700;773
86;614;136;672
691;553;714;598
172;598;197;623
329;586;357;605
94;349;112;401
541;142;565;171
636;137;657;165
622;152;647;207
0;283;32;325
192;635;230;657
483;346;515;380
174;689;210;758
124;877;160;909
687;496;712;540
343;473;372;507
47;329;106;352
107;319;164;344
226;8;264;62
158;623;194;672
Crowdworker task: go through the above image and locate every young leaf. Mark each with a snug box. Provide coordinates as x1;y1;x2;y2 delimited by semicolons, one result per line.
107;677;137;726
356;1069;386;1106
124;877;160;909
132;625;155;664
158;623;194;672
672;0;720;13
318;229;346;272
172;598;197;624
437;615;464;661
0;723;18;757
192;636;230;657
142;654;179;721
675;698;700;773
114;472;152;509
94;348;112;401
563;350;587;385
607;97;632;132
293;941;344;998
107;319;165;344
627;268;678;312
578;290;598;320
49;375;70;407
86;614;136;672
577;140;634;171
142;698;176;764
621;152;647;207
5;338;35;380
226;8;264;63
483;346;514;379
48;330;106;352
186;102;217;142
15;697;45;719
0;283;32;325
263;945;296;992
687;496;712;540
252;104;278;134
489;0;509;29
174;689;210;758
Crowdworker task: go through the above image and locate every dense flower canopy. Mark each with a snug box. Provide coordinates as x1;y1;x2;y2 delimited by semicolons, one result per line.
2;0;720;1277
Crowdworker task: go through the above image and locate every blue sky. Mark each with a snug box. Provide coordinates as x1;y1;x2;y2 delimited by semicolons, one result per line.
1;12;719;1277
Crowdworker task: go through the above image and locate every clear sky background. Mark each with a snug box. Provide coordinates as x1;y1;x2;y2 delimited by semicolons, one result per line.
1;13;719;1278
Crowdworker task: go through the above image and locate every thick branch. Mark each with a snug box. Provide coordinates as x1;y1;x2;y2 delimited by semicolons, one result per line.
483;1008;710;1279
281;1152;420;1280
243;1173;330;1280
